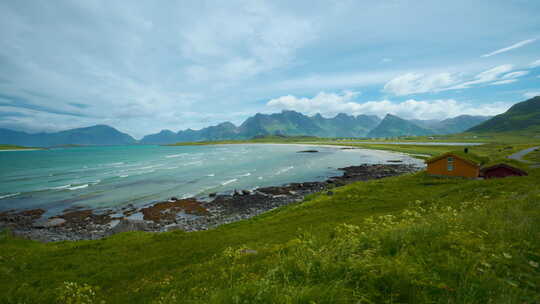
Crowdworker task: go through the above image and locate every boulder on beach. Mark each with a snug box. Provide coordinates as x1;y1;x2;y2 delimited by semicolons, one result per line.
44;218;66;228
108;219;149;234
32;217;66;228
297;150;319;153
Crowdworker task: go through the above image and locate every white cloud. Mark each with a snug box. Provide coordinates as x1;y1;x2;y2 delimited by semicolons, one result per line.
383;72;460;95
490;79;518;85
480;38;537;57
381;58;392;63
523;91;540;98
267;70;399;92
266;91;361;116
179;2;316;85
266;91;512;120
459;64;514;86
501;71;529;79
531;59;540;68
383;64;527;95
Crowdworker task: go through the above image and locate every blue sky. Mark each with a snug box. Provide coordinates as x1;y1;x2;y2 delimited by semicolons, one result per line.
0;0;539;138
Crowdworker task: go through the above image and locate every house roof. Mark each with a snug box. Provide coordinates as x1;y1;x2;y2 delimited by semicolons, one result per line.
480;163;528;175
425;151;487;167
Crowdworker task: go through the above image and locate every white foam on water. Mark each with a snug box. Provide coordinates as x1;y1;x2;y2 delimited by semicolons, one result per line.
276;166;294;175
134;170;155;175
183;160;203;166
139;165;160;170
258;176;263;180
166;154;185;158
238;172;251;177
165;166;179;170
0;193;20;200
68;184;89;191
221;178;238;186
50;184;71;190
207;173;215;177
119;175;129;178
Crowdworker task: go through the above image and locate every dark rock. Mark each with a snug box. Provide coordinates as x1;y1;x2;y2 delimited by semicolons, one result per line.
166;224;185;232
108;219;149;234
40;218;66;228
297;150;318;153
209;192;217;197
0;208;46;229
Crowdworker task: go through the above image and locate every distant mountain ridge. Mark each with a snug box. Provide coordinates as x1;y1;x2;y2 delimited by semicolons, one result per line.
141;111;491;144
0;110;495;147
468;96;540;133
411;115;492;135
367;114;434;138
0;125;136;147
140;111;382;144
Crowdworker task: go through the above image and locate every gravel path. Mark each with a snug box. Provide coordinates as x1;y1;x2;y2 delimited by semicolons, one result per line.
507;146;539;163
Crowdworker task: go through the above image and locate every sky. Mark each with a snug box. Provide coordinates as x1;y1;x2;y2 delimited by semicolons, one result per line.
0;0;539;138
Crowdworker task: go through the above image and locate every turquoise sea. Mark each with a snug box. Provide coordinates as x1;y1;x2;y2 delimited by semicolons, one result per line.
0;144;422;216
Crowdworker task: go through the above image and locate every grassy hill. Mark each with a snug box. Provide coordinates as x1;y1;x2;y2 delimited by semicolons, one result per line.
468;96;540;133
1;140;539;303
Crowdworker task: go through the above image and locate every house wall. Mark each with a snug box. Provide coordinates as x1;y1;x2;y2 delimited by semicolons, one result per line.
427;157;479;178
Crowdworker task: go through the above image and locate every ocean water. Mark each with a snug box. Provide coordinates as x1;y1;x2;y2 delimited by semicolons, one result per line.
0;144;422;215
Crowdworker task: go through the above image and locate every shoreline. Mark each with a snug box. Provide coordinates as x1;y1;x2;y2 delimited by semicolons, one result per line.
0;163;422;242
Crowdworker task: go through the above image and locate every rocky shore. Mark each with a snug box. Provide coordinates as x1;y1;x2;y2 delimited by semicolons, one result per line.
0;164;420;242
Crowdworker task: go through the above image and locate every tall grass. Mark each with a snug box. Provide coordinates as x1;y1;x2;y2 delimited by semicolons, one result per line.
147;181;540;303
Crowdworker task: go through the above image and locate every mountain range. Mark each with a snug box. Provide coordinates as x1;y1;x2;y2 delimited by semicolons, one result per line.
140;111;491;144
140;111;383;144
3;103;526;147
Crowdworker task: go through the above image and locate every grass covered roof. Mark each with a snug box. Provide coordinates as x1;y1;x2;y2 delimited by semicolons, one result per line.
425;151;489;166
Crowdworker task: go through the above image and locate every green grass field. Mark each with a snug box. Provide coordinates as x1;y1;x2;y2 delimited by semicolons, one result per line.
0;144;40;150
1;137;540;303
524;148;540;163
